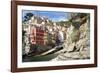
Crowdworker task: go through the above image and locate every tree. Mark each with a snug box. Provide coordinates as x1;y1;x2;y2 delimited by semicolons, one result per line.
23;13;33;22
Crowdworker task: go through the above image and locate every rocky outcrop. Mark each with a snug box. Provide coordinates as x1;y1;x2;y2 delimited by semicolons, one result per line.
52;14;90;61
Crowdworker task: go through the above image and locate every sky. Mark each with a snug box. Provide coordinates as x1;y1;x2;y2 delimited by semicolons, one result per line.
22;10;71;22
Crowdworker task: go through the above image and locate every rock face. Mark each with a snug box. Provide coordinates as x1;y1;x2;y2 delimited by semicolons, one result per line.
52;14;90;61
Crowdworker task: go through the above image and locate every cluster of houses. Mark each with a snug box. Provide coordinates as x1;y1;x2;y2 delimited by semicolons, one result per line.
22;14;67;55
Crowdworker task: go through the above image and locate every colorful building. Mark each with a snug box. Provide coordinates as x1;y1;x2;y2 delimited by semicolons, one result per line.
30;26;45;45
